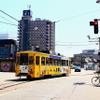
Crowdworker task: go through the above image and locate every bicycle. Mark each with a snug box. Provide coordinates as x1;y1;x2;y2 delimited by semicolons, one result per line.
91;71;100;86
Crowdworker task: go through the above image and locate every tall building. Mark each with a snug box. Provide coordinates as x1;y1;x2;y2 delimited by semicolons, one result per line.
18;10;55;52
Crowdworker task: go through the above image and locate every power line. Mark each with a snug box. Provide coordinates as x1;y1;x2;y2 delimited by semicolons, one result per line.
0;10;19;22
55;9;100;23
54;42;97;47
0;20;17;26
56;41;88;44
0;15;15;24
0;10;18;26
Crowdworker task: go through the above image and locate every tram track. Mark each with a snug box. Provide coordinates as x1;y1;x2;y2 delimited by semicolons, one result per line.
0;76;48;92
0;81;27;90
0;80;29;96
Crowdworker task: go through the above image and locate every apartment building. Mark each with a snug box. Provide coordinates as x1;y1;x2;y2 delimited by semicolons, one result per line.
18;10;55;52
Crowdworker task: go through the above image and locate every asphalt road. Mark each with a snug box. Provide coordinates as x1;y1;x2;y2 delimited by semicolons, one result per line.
0;69;100;100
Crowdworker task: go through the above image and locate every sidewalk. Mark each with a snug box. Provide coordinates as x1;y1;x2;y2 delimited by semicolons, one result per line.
0;72;17;82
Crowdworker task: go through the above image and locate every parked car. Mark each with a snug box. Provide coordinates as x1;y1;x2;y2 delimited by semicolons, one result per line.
74;66;81;72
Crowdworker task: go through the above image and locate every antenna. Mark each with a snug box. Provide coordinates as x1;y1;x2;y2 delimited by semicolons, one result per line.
27;5;31;10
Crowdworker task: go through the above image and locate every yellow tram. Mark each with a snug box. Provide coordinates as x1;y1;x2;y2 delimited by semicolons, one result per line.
15;51;71;79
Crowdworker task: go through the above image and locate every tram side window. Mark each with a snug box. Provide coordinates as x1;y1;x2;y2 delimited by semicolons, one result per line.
65;60;67;66
67;60;68;66
61;60;67;66
46;57;49;65
57;59;59;66
54;59;58;66
50;58;53;65
58;59;61;66
61;60;63;66
36;56;40;65
41;57;45;65
54;59;56;65
29;56;34;65
50;58;56;66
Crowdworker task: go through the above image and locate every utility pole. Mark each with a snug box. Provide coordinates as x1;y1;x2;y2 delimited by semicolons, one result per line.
87;35;100;50
96;0;100;3
87;35;100;61
89;18;100;53
99;37;100;51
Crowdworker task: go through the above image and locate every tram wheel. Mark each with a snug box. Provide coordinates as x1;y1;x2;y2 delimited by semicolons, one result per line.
62;73;69;77
27;75;32;80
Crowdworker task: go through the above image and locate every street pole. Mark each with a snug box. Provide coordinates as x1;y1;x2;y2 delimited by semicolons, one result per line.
87;36;100;63
96;0;100;3
98;37;100;63
99;37;100;50
87;35;100;50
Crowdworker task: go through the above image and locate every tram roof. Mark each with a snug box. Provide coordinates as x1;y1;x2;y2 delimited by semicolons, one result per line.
50;55;61;59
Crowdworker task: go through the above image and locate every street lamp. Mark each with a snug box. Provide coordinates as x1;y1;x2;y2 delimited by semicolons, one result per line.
96;0;100;3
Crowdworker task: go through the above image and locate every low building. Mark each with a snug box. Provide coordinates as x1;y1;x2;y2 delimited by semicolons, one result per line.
0;39;17;72
73;49;97;68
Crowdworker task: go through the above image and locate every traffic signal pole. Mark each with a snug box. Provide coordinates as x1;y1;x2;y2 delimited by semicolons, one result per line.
87;35;100;56
99;37;100;50
89;19;100;55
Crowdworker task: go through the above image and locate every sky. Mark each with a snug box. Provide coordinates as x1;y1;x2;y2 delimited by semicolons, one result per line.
0;0;100;57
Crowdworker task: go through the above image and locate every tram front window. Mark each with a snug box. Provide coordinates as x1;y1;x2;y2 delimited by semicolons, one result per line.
20;53;28;65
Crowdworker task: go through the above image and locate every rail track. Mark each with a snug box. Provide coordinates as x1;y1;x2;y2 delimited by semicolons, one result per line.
0;81;27;90
0;79;28;96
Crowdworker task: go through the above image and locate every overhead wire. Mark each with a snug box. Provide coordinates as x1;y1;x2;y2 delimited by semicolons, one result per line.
55;40;98;47
0;20;17;26
0;15;14;23
0;8;100;26
0;9;99;47
56;40;89;43
0;10;19;22
54;9;100;48
0;10;18;26
55;9;100;23
55;43;97;47
0;8;100;27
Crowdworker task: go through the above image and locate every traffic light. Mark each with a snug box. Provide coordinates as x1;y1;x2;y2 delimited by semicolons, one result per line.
94;19;99;34
90;19;99;34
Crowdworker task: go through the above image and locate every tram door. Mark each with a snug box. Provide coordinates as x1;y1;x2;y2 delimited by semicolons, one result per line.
35;55;41;77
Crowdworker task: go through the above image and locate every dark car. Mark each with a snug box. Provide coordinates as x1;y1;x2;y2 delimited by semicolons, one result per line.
74;66;81;72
